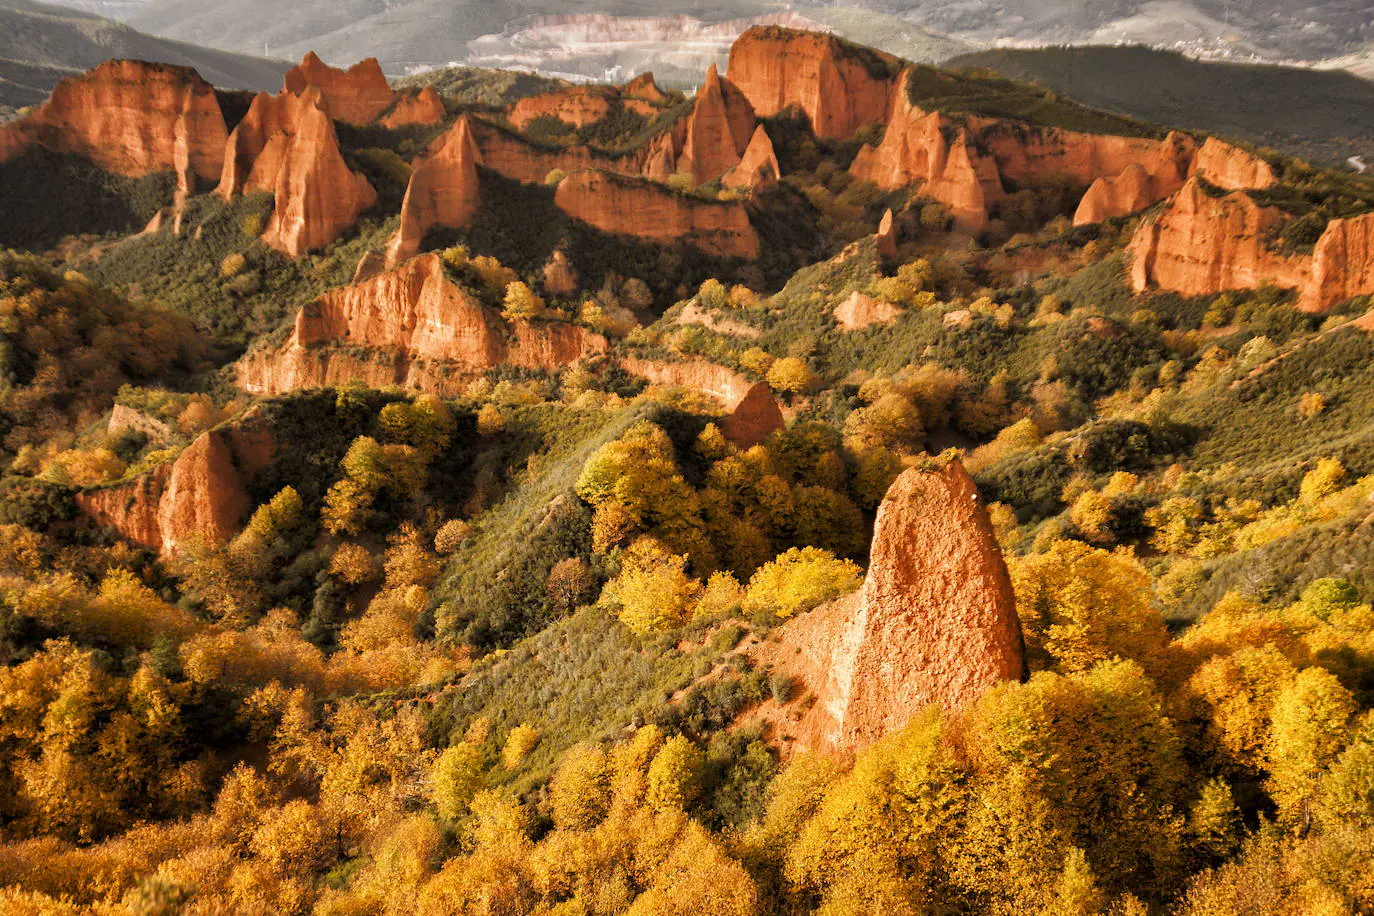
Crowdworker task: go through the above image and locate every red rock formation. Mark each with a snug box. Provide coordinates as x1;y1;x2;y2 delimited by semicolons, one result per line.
761;461;1024;754
620;355;759;408
283;52;395;126
728;26;896;140
1074;163;1156;226
380;87;446;129
723;124;780;189
468;116;681;185
1299;213;1374;313
679;65;754;185
720;381;785;447
543;249;581;297
554;169;759;259
509;86;616;130
622;72;669;105
873;208;897;259
77;420;276;557
833;290;901;331
218;90;306;198
237;254;606;396
1193;137;1278;191
1129;177;1306;297
385;115;480;267
850;86;993;232
0;60;227;185
238;87;376;257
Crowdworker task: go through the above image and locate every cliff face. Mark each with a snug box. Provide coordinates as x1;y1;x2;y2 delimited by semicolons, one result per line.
380;87;446;129
77;419;277;557
240;88;377;257
679;65;754;186
0;60;227;186
833;290;901;331
619;356;784;446
554;169;759;259
385;116;481;267
510;86;616;130
1193;137;1278;192
1129;177;1306;297
1300;214;1374;314
283;52;395;126
728;26;896;140
236;254;607;396
852;69;1203;233
763;462;1025;754
849;85;993;232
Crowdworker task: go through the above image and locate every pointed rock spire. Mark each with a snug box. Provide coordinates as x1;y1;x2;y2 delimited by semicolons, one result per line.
723;123;780;189
386;114;481;267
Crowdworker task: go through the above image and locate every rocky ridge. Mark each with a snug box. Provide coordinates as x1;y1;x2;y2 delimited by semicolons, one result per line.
236;253;607;396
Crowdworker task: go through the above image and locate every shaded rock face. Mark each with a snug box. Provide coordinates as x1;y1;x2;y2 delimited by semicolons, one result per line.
469;115;689;185
873;208;898;259
728;26;896;141
283;52;394;126
0;60;227;186
236;254;607;396
386;116;480;268
720;381;785;447
554;169;759;259
1129;177;1308;299
833;290;901;331
77;420;276;557
380;87;446;129
767;462;1025;754
243;88;377;258
723;123;780;189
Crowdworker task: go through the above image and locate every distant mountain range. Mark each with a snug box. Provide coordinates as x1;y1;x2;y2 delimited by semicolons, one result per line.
0;0;288;114
21;0;1371;77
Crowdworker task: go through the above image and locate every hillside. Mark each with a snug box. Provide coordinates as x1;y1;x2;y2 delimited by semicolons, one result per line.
0;23;1371;916
950;44;1374;166
0;0;288;108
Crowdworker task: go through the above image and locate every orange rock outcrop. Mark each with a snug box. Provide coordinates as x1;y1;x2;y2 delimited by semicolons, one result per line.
762;461;1025;754
728;26;896;140
510;86;616;130
386;116;481;267
1300;213;1374;313
283;52;395;126
77;419;277;557
679;65;756;186
0;60;228;186
240;87;377;257
723;124;780;189
620;356;784;446
554;169;759;259
236;254;606;396
622;72;670;104
1129;177;1307;298
380;87;446;128
1192;137;1278;191
833;290;901;331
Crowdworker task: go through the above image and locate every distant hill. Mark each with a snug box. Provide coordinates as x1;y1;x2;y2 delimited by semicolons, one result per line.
948;45;1374;166
0;0;289;112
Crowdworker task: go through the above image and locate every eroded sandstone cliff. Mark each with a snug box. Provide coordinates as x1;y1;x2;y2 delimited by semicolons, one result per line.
553;169;759;259
237;254;607;396
386;115;481;267
380;87;446;129
77;417;276;557
0;60;228;185
283;52;395;127
728;26;896;141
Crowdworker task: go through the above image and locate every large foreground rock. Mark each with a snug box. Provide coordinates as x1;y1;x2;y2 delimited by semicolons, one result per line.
762;461;1025;754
